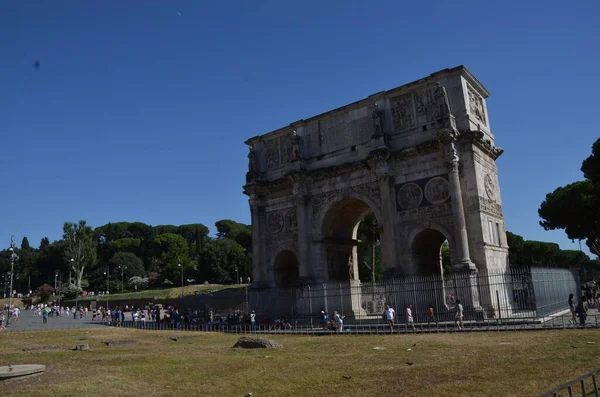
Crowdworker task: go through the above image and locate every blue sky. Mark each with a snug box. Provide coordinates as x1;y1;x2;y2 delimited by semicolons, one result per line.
1;1;599;257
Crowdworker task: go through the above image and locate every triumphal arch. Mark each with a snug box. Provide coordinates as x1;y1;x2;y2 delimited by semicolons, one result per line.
243;66;508;297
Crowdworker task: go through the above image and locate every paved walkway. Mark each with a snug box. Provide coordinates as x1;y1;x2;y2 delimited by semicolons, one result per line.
3;309;600;334
2;310;108;332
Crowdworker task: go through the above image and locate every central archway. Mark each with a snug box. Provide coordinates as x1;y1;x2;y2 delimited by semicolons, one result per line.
321;198;381;281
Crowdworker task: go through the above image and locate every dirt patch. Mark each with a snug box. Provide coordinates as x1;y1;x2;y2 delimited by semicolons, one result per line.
232;337;282;349
102;340;138;347
21;345;60;352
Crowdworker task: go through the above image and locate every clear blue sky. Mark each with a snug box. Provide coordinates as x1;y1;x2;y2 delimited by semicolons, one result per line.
1;1;599;257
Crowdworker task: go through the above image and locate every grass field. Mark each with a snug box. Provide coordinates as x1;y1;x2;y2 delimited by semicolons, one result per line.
0;298;24;307
0;285;242;307
73;284;243;301
1;329;599;396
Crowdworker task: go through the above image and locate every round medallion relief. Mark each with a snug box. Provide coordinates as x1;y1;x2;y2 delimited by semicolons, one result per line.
484;174;495;200
284;209;297;231
424;177;450;205
267;212;284;234
397;183;423;210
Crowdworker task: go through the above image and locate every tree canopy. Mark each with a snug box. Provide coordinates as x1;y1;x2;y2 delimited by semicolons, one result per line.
539;138;600;256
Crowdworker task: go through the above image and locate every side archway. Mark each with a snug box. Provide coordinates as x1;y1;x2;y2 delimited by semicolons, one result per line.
273;249;300;288
408;222;454;276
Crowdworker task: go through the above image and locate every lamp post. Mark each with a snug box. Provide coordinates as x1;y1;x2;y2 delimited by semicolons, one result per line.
103;269;110;310
178;259;183;298
118;265;127;293
54;272;58;292
7;236;18;327
235;266;239;284
57;272;61;311
70;258;78;313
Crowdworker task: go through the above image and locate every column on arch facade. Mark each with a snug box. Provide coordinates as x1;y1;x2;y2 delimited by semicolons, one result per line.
248;196;267;285
445;146;477;272
367;151;398;277
292;175;313;282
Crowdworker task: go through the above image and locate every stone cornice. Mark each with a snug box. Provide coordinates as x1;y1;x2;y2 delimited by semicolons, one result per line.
393;140;440;160
460;130;504;160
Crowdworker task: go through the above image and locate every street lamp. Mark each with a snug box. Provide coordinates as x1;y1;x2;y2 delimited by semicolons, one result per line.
54;272;58;293
235;266;239;284
118;265;127;293
7;236;18;327
178;260;183;297
103;269;110;310
70;258;78;312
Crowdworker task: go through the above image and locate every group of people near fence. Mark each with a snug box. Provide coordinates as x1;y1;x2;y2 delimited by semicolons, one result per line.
568;293;597;328
317;300;466;333
381;301;465;333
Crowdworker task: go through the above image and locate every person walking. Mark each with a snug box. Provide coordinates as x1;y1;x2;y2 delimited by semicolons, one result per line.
406;304;415;331
576;295;588;328
333;311;344;333
384;305;396;333
250;310;256;330
0;311;5;330
427;304;437;327
568;293;577;325
455;299;464;330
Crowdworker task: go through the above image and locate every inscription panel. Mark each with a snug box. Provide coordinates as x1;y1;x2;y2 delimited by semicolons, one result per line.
320;115;372;153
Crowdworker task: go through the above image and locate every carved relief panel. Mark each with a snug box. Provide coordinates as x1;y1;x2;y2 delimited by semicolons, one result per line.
264;208;299;267
395;175;451;212
391;93;415;132
467;83;487;126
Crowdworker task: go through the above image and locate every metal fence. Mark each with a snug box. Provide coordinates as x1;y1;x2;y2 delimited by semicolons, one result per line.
247;266;580;325
539;367;600;397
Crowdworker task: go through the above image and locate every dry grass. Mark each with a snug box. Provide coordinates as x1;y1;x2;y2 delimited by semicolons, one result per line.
1;329;599;396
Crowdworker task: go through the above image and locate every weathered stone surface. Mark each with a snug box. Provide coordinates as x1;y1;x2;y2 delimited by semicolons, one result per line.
103;340;138;347
0;365;46;380
22;345;59;352
74;344;89;351
243;66;509;319
232;337;282;349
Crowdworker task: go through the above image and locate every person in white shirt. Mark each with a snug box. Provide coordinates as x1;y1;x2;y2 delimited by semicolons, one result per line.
455;299;464;330
406;304;415;330
384;305;396;333
333;311;343;333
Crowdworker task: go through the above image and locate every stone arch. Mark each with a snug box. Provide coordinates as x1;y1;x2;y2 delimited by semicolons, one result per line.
319;193;383;281
408;222;454;276
315;191;383;234
272;249;300;288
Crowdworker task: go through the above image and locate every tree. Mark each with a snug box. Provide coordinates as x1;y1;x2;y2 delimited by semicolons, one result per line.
356;213;382;281
152;233;190;282
128;276;149;290
63;220;98;289
506;232;526;266
441;241;452;274
215;220;252;252
200;238;251;283
37;284;54;302
539;138;600;257
109;252;145;279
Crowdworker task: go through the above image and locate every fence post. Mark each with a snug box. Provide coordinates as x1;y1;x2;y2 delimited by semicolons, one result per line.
307;284;313;329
